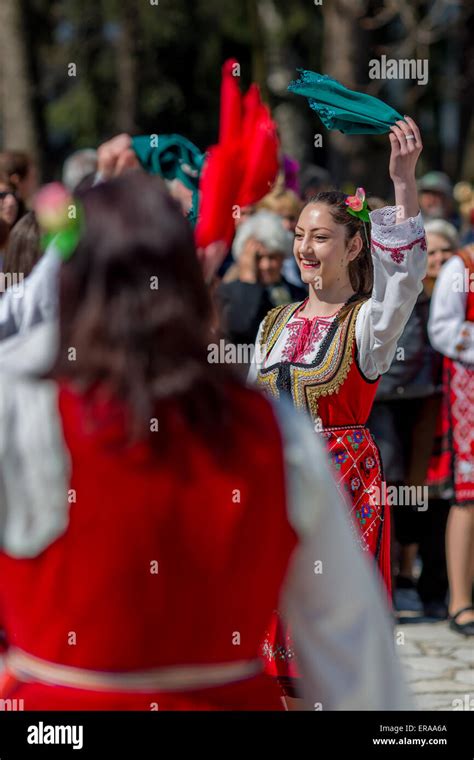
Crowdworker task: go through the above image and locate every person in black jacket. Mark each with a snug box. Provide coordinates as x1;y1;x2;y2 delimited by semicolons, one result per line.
368;219;459;620
217;211;307;351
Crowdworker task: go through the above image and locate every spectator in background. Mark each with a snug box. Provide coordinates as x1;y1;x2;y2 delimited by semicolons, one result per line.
428;242;474;636
217;211;306;357
2;211;41;282
258;189;304;290
0;175;22;230
258;188;302;233
0;175;24;267
234;204;256;229
62;149;98;193
424;219;459;294
454;181;473;244
368;219;457;619
418;171;459;228
299;165;331;203
462;208;474;247
0;151;38;208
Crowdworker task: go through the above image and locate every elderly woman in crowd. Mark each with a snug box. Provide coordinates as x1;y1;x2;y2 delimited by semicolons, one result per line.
217;210;306;352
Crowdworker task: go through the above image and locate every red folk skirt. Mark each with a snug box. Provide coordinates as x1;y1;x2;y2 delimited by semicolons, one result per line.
427;357;474;506
262;423;392;690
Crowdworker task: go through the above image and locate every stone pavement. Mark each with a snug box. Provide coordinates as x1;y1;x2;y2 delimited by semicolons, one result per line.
395;618;473;711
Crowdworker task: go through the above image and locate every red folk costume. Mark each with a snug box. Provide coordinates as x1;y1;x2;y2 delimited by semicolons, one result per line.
0;383;297;710
427;250;474;507
248;206;427;681
0;374;412;711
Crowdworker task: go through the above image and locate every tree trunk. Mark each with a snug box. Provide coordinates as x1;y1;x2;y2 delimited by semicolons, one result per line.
256;0;313;167
322;0;375;190
0;0;39;160
457;0;474;178
115;2;138;134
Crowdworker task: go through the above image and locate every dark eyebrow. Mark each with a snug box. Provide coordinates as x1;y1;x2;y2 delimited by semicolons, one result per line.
295;226;332;233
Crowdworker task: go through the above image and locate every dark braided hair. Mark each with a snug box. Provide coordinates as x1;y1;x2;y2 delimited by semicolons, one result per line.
303;191;373;322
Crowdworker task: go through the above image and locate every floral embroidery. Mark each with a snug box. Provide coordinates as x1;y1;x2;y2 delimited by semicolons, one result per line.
365;456;375;469
356;504;374;526
347;430;364;450
334;450;349;468
371;234;427;265
391;250;405;264
281;316;334;363
262;638;295;662
350;476;361;491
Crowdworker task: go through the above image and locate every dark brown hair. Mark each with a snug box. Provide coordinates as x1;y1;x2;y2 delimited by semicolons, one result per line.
52;171;235;454
304;190;373;321
3;211;41;278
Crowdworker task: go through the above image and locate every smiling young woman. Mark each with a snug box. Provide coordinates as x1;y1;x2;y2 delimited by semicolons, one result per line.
249;116;428;695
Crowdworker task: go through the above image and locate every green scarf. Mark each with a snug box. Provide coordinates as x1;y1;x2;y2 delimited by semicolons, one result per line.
132;134;205;225
288;70;404;134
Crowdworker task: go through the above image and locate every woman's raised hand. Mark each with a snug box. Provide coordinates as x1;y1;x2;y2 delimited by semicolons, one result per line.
389;116;423;185
388;116;423;222
97;134;140;181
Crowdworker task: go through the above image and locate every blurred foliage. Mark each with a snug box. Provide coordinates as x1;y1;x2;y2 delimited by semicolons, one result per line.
3;0;472;183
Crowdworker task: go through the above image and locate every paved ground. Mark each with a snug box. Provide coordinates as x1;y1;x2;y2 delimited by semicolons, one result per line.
396;617;473;710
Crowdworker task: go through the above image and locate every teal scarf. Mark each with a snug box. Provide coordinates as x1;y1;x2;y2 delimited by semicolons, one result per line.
288;70;404;134
132;134;205;225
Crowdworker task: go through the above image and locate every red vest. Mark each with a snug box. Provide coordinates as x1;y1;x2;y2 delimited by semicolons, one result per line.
256;301;380;427
0;382;297;709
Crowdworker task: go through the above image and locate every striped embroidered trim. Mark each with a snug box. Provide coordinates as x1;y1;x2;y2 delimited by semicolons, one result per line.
255;367;280;398
371;234;427;264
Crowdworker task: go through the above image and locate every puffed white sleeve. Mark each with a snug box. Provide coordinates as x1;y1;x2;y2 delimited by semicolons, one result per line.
356;207;427;380
272;398;411;710
428;255;474;365
0;243;60;341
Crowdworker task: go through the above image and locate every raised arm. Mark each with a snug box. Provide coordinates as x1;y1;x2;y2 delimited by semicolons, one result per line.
356;117;427;379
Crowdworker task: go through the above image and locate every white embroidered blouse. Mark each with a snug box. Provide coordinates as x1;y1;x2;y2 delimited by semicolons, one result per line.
428;254;474;366
248;207;427;382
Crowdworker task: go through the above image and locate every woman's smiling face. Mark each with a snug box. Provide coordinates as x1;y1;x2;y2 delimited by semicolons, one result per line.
293;202;359;287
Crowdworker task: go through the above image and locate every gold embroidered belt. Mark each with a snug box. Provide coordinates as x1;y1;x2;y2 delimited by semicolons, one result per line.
5;648;264;693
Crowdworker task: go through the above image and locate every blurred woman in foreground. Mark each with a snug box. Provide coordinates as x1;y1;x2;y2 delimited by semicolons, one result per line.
0;172;408;709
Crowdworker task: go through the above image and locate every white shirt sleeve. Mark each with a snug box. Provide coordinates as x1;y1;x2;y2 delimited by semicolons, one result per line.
356;207;427;380
272;398;411;710
247;321;264;385
0;244;60;341
0;321;58;376
428;255;474;365
0;374;70;558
